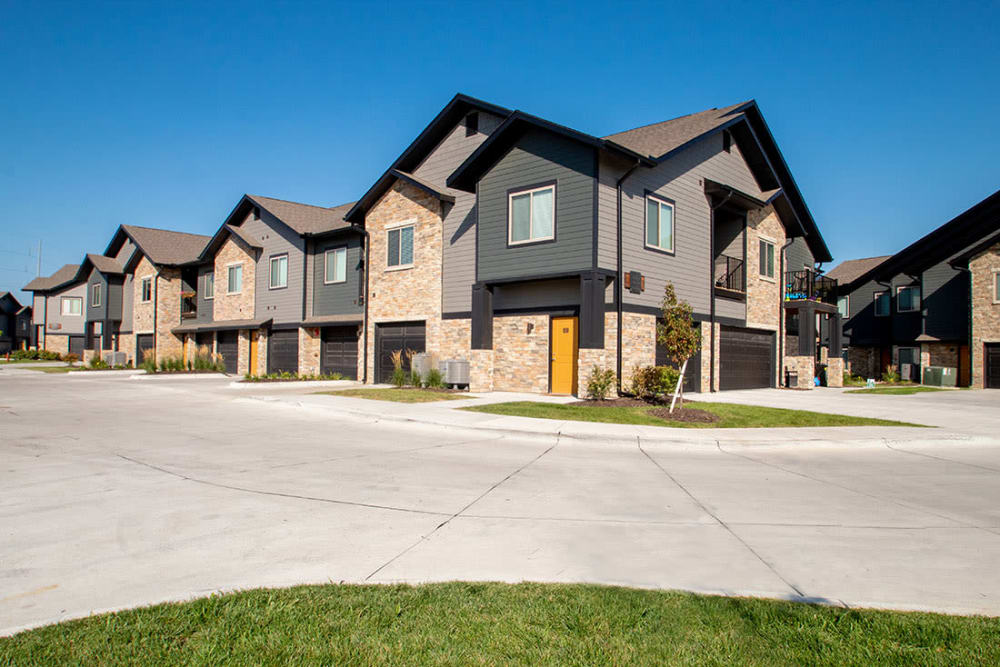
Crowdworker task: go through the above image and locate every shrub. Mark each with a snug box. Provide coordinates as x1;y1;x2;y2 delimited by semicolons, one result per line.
140;356;157;373
424;367;444;389
63;353;80;366
409;369;423;387
586;366;617;400
88;356;110;370
631;365;680;402
882;364;901;384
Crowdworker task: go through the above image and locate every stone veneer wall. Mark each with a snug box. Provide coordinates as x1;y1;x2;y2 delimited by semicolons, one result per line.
213;238;256;321
132;256;157;335
826;357;844;387
785;355;815;389
45;334;69;356
847;345;880;379
699;321;721;392
920;342;960;370
492;314;551;393
118;334;135;366
155;266;183;362
745;206;786;331
299;327;321;376
970;242;1000;388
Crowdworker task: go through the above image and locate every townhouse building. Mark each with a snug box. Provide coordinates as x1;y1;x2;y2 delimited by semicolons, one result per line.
832;189;1000;388
0;292;32;353
24;264;89;357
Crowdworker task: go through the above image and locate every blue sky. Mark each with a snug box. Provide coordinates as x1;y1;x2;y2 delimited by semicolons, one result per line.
2;0;998;303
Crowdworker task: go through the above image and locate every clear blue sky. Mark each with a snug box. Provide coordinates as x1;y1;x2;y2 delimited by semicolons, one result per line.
2;0;998;304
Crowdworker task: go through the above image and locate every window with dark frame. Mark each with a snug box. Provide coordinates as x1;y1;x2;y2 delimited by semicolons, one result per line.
897;285;920;312
874;290;889;316
204;272;214;299
387;226;415;268
325;247;347;283
141;277;152;303
91;283;101;307
758;239;775;278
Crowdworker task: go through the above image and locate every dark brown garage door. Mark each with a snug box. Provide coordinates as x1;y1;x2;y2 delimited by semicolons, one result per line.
69;335;86;358
719;327;773;390
135;334;154;364
321;326;358;379
986;344;1000;389
268;330;299;375
217;331;238;374
376;322;425;383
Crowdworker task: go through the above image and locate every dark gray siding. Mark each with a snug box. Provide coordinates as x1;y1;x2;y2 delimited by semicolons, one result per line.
86;268;108;322
843;272;921;346
312;235;364;317
107;277;123;321
785;237;815;273
477;129;596;282
922;260;968;341
242;208;307;324
120;275;133;331
492;278;580;312
196;263;214;323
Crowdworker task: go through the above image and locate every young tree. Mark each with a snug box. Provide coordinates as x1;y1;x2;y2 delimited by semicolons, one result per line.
656;282;701;412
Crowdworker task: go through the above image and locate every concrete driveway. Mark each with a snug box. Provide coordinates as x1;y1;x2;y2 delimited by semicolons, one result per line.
2;370;1000;634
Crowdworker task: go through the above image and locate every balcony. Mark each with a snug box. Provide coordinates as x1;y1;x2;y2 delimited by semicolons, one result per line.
180;292;197;319
784;269;837;304
714;255;745;298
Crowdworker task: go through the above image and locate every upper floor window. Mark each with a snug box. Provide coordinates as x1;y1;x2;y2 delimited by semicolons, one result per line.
508;184;555;245
61;296;82;316
269;254;288;289
759;238;775;279
387;224;414;268
837;295;849;318
140;277;152;303
91;283;101;307
325;247;348;284
204;272;214;300
874;290;889;317
897;285;920;312
994;270;1000;303
645;195;675;253
227;264;243;294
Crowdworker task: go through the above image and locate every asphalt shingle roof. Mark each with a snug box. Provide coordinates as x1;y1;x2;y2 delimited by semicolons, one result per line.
825;256;892;285
247;195;355;236
23;264;81;291
85;253;123;274
603;101;751;159
121;225;212;266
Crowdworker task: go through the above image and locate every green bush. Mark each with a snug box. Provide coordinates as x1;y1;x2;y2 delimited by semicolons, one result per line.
63;353;79;366
391;367;407;388
409;369;423;387
631;365;680;402
586;366;617;400
424;368;445;389
882;364;901;384
11;349;62;361
88;356;110;370
140;356;157;373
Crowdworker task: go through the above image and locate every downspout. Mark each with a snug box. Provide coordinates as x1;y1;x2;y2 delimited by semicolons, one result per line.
615;160;641;394
353;224;371;383
954;264;972;386
778;237;794;385
708;192;733;393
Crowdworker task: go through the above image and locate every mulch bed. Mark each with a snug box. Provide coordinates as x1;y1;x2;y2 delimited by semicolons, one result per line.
572;397;650;407
647;407;720;424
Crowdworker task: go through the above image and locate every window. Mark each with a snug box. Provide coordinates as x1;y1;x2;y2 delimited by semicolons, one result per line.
325;247;348;284
759;239;775;279
508;184;555;245
465;112;478;136
269;255;288;289
140;277;152;303
837;295;849;318
91;283;101;307
387;225;415;268
897;285;920;312
994;271;1000;303
204;272;214;300
61;296;82;316
644;195;675;253
874;290;889;316
227;264;243;293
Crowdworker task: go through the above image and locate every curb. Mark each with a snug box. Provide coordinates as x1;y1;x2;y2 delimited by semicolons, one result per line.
227;380;359;390
129;373;229;381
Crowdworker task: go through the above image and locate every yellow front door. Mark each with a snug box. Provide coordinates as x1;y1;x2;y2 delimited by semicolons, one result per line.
249;331;258;376
550;316;578;395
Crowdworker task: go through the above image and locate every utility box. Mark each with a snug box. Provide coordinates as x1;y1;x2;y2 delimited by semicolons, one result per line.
923;366;957;387
411;353;434;379
439;359;470;388
923;366;940;386
102;351;127;367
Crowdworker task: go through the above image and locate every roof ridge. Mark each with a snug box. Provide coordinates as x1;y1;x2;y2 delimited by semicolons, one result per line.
122;224;211;239
248;194;340;212
604;101;751;138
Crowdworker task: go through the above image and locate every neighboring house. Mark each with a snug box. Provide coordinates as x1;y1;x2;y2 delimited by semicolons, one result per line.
23;264;89;357
832;189;1000;387
0;292;31;353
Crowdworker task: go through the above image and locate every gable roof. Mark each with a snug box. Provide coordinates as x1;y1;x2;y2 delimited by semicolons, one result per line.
245;194;354;236
826;255;892;285
23;263;83;292
113;225;211;267
84;253;123;275
603;101;753;159
390;169;456;203
344;93;512;224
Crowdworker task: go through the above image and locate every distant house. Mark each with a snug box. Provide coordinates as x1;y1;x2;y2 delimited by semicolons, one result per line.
0;292;31;353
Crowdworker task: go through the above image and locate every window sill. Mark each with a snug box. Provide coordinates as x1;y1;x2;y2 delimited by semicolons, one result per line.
759;275;777;284
508;237;555;248
385;264;414;272
323;279;348;285
644;243;675;256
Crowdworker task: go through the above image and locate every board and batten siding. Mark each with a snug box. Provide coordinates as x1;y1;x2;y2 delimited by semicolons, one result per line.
477;128;596;283
411;111;504;314
120;275;134;331
196;264;214;324
114;238;136;266
312;234;364;317
46;281;87;335
239;208;307;324
107;277;123;322
86;268;108;323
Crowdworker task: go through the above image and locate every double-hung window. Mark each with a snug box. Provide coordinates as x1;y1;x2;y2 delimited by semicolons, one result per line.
387;224;414;268
759;239;776;279
874;290;889;317
897;285;920;312
269;254;288;289
204;272;214;299
227;264;243;294
325;247;347;283
61;296;82;316
837;295;849;318
644;195;674;253
994;271;1000;303
91;283;101;307
140;277;152;303
508;184;555;245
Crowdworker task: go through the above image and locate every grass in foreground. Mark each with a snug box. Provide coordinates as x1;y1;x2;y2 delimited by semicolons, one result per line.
2;583;997;665
24;365;74;374
846;386;949;395
463;401;926;428
320;387;468;403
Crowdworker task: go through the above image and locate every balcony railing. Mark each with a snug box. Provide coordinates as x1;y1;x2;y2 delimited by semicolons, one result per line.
784;269;837;304
714;255;745;293
180;292;197;319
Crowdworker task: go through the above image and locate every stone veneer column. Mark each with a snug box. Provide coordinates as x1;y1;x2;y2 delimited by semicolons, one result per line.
969;243;1000;388
826;357;844;387
299;327;321;376
155;267;184;363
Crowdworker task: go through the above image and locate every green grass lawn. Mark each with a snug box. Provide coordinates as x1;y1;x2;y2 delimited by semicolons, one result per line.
463;401;926;428
2;583;997;665
23;365;74;374
846;386;949;395
320;387;469;403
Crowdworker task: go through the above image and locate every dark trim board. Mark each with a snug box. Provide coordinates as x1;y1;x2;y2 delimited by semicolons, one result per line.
493;306;579;318
442;311;473;320
477;268;615;288
504;180;559;250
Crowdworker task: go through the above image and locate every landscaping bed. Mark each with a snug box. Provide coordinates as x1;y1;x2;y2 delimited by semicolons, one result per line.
846;386;949;395
320;387;469;403
242;372;345;383
2;582;997;664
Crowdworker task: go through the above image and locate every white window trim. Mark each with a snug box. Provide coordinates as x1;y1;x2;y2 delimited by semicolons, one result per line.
91;283;101;307
874;290;889;317
269;254;288;290
386;224;415;271
507;184;556;246
837;294;850;318
140;277;153;303
993;269;1000;304
61;296;82;316
643;194;675;254
896;285;920;313
204;272;214;300
758;236;777;282
226;262;243;294
324;247;348;284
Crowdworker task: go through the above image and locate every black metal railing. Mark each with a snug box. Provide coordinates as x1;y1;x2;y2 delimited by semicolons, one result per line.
714;255;745;292
784;269;837;304
181;292;197;319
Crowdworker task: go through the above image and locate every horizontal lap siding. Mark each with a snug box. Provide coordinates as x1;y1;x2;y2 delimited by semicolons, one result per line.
413;112;504;314
114;239;136;265
785;237;815;272
47;282;87;335
312;235;364;316
246;210;306;324
478;129;595;281
86;268;108;322
619;132;766;315
922;260;968;341
597;154;626;271
196;265;213;323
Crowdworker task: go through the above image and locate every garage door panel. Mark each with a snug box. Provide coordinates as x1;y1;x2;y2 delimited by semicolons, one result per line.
268;330;299;375
376;323;425;384
987;344;1000;389
217;331;238;375
321;326;358;379
720;327;773;390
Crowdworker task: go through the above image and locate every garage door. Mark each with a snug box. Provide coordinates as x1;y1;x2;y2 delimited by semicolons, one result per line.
268;330;299;375
376;322;425;383
321;326;358;379
719;326;773;390
217;331;238;375
195;332;214;352
987;344;1000;389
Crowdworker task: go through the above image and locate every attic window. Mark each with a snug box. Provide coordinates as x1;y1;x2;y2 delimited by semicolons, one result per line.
253;207;261;220
465;112;479;137
723;130;732;153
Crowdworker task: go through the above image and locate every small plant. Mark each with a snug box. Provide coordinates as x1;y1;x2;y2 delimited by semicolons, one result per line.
88;356;110;370
409;369;423;387
389;349;406;387
631;365;680;403
140;356;157;373
882;364;901;384
586;366;616;400
424;367;445;389
657;282;701;411
63;353;79;366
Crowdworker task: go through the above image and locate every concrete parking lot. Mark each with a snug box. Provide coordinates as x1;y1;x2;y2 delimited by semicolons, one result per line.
2;368;1000;634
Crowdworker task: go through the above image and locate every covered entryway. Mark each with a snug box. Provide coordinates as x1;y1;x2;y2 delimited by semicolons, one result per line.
375;322;425;383
135;334;153;364
321;326;359;379
69;335;86;359
719;326;774;390
268;329;299;375
986;343;1000;389
217;331;238;375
